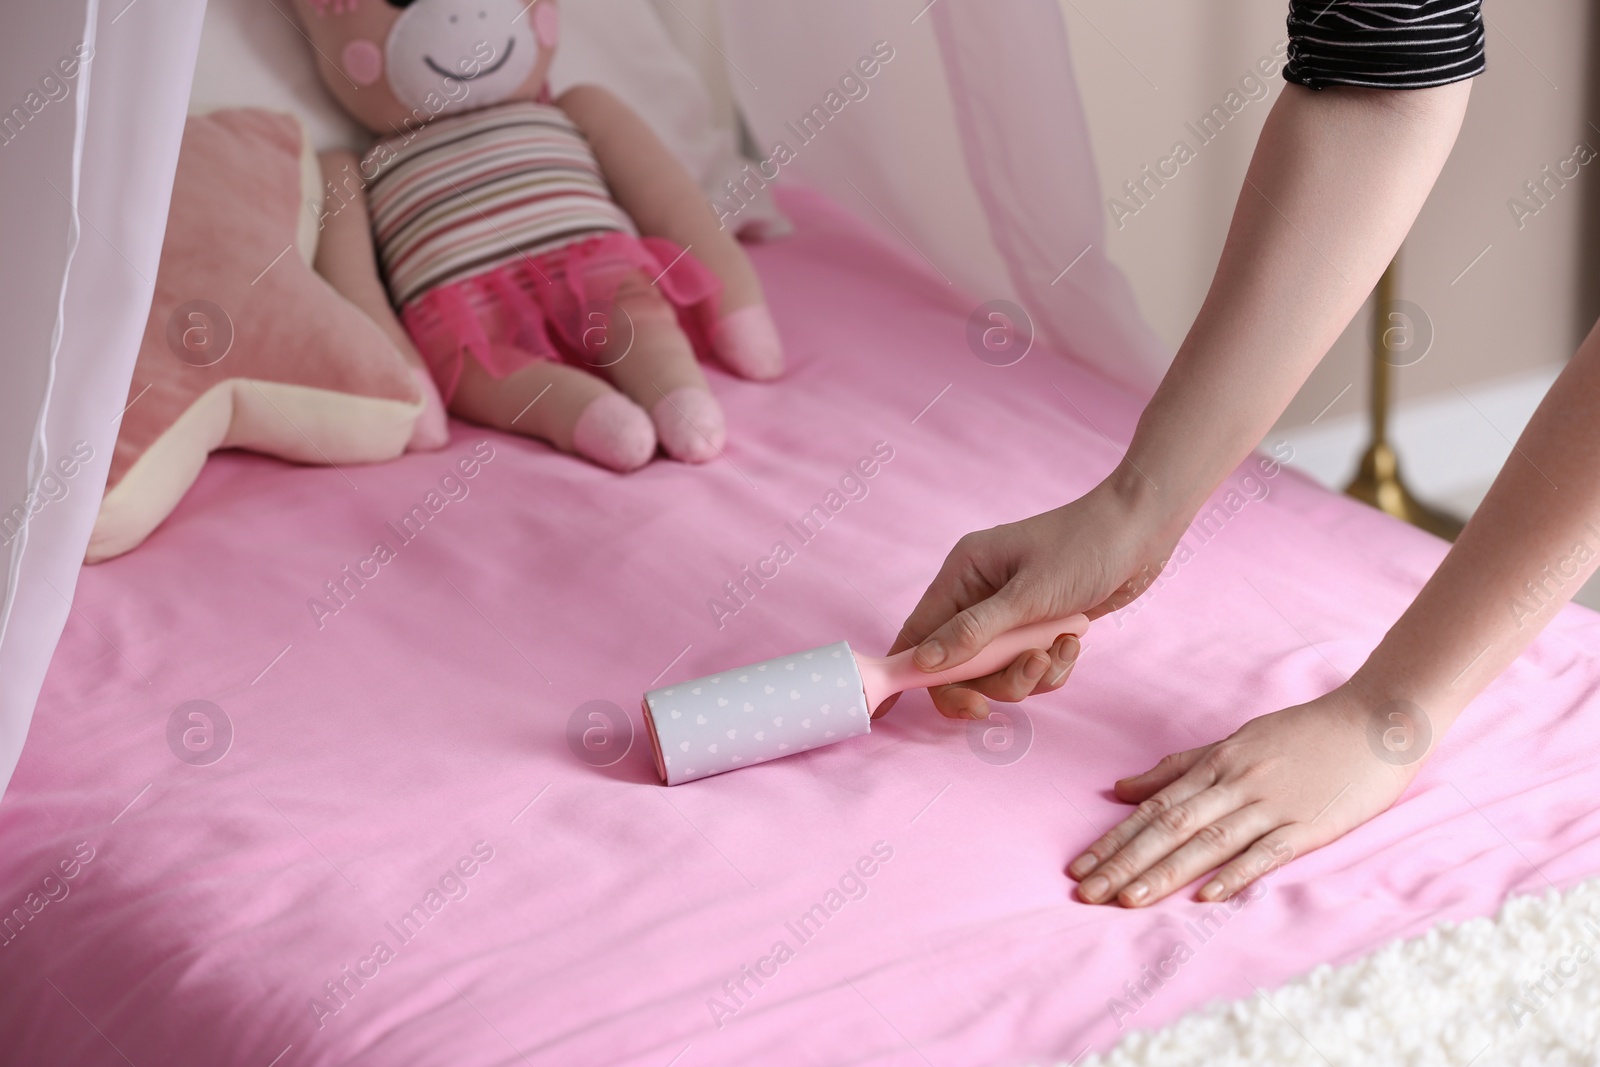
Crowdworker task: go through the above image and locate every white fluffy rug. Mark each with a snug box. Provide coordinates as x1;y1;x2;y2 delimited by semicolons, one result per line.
1051;879;1600;1067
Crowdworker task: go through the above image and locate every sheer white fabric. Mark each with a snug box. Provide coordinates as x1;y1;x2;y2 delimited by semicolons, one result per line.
0;0;206;795
718;0;1168;391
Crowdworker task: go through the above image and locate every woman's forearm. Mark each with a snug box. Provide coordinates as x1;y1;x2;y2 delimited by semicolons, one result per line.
1349;319;1600;733
1112;81;1472;537
893;76;1477;710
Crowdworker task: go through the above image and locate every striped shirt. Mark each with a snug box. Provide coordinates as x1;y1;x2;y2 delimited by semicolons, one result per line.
1284;0;1485;90
363;101;637;307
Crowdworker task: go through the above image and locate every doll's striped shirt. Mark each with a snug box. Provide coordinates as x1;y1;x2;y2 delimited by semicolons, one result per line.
1284;0;1485;89
362;100;637;308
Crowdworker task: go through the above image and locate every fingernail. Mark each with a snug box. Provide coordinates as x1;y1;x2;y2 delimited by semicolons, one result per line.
914;640;945;670
1068;853;1097;879
1024;651;1049;678
1122;882;1149;905
1080;875;1109;902
1045;639;1079;686
1200;880;1224;901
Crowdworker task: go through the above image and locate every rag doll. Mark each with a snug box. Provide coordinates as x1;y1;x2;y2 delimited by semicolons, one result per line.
292;0;784;470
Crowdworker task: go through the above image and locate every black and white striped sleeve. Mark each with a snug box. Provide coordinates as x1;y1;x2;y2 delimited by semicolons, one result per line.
1283;0;1486;90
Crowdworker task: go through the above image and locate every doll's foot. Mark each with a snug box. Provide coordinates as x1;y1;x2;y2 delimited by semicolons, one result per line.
572;392;656;472
651;387;725;464
711;305;784;381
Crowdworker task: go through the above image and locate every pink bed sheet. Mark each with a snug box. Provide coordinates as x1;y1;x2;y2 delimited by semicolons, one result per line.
6;188;1600;1067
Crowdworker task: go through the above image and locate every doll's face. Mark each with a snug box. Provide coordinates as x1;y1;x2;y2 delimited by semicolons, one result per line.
294;0;560;135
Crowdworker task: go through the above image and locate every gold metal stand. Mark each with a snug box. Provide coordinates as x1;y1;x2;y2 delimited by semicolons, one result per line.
1344;255;1465;541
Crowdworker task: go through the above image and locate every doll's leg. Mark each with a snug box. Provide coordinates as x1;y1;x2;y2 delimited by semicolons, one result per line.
451;354;656;473
596;273;726;464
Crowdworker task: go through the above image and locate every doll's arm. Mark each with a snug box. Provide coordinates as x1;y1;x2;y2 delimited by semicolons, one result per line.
557;85;763;314
557;85;783;380
314;149;449;447
313;151;418;363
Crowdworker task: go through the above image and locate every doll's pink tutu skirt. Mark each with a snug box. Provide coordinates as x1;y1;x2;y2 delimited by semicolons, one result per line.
401;233;722;402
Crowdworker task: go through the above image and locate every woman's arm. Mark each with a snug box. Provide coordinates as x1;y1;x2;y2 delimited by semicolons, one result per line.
1115;80;1471;544
1351;319;1600;724
1076;319;1600;907
882;79;1474;716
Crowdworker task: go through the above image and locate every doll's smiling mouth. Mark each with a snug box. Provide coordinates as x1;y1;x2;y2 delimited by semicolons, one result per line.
423;37;515;81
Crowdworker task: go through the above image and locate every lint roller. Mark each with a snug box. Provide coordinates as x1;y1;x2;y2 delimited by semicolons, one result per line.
640;614;1090;785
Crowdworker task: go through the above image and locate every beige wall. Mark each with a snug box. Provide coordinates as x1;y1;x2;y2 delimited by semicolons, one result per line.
1060;0;1595;429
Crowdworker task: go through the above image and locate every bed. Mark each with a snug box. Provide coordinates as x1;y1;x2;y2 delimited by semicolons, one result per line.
9;1;1600;1064
6;183;1600;1066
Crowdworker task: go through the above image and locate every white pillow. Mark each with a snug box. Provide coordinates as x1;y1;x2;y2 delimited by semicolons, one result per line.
188;0;786;237
188;0;367;151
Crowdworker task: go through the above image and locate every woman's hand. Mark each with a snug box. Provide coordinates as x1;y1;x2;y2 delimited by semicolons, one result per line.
876;469;1179;720
1068;687;1422;906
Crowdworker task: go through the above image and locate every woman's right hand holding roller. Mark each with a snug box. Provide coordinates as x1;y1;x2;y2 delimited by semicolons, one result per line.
874;465;1180;720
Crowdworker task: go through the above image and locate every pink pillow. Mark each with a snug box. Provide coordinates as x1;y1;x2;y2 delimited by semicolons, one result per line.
88;108;423;563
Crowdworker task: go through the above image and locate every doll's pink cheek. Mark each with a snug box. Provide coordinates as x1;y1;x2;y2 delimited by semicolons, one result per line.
533;3;560;49
340;39;384;86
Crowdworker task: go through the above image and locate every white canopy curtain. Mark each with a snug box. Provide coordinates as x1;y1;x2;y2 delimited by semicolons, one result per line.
0;0;1165;798
0;0;206;796
716;0;1169;393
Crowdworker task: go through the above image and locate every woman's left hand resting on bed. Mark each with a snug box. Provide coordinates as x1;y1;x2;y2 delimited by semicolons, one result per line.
1069;689;1417;906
